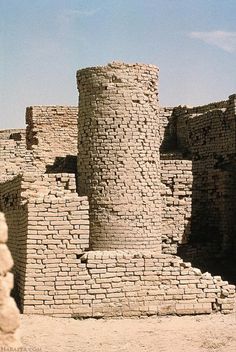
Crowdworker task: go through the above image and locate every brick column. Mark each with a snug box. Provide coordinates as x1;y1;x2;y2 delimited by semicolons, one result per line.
77;62;161;251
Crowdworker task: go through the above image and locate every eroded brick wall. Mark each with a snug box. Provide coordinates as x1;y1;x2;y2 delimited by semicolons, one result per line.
4;170;233;318
0;213;20;347
0;62;235;318
174;94;236;254
0;129;33;182
22;249;235;317
0;173;89;312
161;160;192;254
0;129;25;140
26;106;78;172
0;106;79;183
77;62;162;251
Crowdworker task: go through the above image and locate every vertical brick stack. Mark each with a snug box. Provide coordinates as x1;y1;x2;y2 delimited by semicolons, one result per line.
0;213;20;347
77;62;162;251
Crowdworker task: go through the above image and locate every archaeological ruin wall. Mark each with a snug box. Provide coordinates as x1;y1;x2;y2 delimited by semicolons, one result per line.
77;62;162;251
1;171;234;317
161;159;192;254
26;106;78;173
0;62;235;317
0;213;20;347
174;95;236;260
0;173;89;313
0;129;33;183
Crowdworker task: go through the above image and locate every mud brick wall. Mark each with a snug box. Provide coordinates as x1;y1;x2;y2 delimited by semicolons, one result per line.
77;62;162;251
0;129;25;140
0;105;177;183
20;173;78;199
175;99;228;155
22;250;235;317
161;160;192;254
174;94;236;254
0;173;89;312
22;195;89;314
26;106;78;172
0;61;235;318
0;129;33;182
0;213;20;347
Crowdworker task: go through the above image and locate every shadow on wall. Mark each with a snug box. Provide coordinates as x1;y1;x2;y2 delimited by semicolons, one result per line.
160;101;236;285
46;155;77;174
178;162;236;285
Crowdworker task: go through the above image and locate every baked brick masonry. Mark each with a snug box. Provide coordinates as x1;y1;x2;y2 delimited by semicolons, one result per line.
0;62;235;319
77;63;162;251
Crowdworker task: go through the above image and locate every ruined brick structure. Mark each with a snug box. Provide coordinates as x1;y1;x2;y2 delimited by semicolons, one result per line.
0;213;20;347
77;63;162;251
0;62;235;317
26;106;78;172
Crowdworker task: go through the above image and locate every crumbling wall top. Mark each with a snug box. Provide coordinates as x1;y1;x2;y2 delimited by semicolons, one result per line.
25;105;78;172
0;129;25;141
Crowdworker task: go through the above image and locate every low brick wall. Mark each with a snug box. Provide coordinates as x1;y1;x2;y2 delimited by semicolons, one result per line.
0;173;90;312
0;213;20;347
23;250;235;317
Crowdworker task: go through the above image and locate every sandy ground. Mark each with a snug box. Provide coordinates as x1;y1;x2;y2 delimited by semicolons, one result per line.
17;313;236;352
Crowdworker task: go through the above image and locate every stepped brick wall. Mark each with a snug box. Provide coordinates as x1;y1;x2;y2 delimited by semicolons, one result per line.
10;247;236;317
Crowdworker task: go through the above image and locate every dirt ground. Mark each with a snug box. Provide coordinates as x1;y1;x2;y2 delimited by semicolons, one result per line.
18;312;236;352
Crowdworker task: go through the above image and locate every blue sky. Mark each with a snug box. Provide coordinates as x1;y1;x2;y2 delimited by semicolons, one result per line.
0;0;236;128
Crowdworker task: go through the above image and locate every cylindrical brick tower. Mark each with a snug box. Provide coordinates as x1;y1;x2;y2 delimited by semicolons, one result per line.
77;62;161;251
